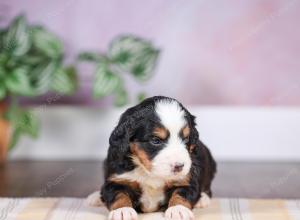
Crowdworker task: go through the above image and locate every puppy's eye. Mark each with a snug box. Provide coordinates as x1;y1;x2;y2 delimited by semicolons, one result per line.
183;136;190;144
150;137;162;145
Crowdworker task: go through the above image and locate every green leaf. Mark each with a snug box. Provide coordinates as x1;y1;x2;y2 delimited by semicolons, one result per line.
108;35;159;81
131;48;159;81
20;54;46;66
0;29;7;51
5;67;33;96
114;87;128;107
30;61;58;95
4;15;31;56
93;62;121;98
78;52;106;62
0;65;6;78
51;66;77;95
17;110;39;137
0;81;6;100
137;92;146;102
31;26;63;58
9;128;22;150
7;107;39;149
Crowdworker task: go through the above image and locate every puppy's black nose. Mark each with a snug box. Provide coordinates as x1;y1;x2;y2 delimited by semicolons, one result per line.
173;163;184;173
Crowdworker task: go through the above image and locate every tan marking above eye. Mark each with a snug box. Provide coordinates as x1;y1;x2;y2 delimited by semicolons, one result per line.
153;127;169;140
182;125;190;138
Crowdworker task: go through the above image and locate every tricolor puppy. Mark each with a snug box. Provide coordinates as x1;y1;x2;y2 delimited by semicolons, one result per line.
88;96;216;220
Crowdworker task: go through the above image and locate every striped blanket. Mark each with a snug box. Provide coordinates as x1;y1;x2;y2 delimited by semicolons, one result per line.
0;198;299;220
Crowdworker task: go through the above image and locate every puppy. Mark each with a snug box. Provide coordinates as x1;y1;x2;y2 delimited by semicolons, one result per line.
89;96;216;220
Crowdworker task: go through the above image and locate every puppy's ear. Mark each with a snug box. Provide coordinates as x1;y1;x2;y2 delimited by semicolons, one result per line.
187;113;199;145
109;118;132;157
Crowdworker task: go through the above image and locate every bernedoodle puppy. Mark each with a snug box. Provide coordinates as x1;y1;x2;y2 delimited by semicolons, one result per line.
87;96;216;220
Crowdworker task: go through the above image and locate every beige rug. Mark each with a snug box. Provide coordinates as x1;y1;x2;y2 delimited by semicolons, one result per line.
0;198;299;220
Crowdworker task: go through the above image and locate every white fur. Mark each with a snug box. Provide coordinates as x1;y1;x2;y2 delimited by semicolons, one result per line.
85;191;103;207
108;207;138;220
195;192;211;208
153;100;192;178
165;205;194;220
111;100;193;214
113;167;166;212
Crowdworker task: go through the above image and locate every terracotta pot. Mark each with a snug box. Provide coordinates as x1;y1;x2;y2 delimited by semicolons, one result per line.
0;101;10;164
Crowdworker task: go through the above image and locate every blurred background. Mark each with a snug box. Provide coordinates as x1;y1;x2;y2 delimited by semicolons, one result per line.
0;0;300;161
0;0;300;199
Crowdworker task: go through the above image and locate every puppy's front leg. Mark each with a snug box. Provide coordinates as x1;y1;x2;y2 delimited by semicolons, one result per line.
101;183;138;220
165;189;196;220
106;192;138;220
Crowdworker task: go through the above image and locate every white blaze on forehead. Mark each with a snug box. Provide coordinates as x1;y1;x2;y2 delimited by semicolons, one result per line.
152;99;192;179
155;100;186;133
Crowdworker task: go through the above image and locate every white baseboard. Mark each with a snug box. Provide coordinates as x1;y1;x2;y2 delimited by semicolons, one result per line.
10;106;300;161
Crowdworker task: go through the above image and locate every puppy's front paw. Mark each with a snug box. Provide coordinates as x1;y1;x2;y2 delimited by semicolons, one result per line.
165;205;194;220
85;191;103;207
195;192;211;208
108;207;138;220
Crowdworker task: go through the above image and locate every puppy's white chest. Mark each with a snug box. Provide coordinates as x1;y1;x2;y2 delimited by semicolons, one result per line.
140;184;165;212
113;168;166;212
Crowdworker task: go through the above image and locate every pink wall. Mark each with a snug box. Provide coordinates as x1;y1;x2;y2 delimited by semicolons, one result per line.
1;0;300;106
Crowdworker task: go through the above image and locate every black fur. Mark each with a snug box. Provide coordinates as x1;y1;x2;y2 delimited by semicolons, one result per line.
101;96;217;212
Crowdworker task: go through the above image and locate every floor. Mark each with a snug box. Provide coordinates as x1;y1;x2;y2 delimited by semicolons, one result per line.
0;161;299;198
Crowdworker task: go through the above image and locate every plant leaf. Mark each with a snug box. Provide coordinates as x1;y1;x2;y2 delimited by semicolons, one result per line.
30;61;58;95
17;110;39;138
108;35;159;81
137;92;146;102
5;67;33;96
114;87;128;107
31;26;63;58
9;128;22;150
51;66;77;95
0;81;6;100
20;54;46;66
131;48;159;81
0;65;6;78
78;52;106;62
8;108;39;149
3;15;31;56
93;62;121;98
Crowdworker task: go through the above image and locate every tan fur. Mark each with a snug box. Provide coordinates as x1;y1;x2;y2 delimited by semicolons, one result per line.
165;174;191;188
110;192;133;210
140;184;165;212
182;125;190;138
189;144;196;153
109;177;140;191
168;189;192;209
130;143;152;170
153;127;168;139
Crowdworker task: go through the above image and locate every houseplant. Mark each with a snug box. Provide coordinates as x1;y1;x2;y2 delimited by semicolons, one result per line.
78;35;159;106
0;15;77;162
0;14;160;163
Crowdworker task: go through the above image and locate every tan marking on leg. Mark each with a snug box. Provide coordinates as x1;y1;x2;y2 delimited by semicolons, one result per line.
110;192;132;210
168;190;192;209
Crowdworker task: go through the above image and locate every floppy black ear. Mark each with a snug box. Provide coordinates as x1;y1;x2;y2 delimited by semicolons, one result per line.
108;117;132;159
108;104;149;160
186;113;199;145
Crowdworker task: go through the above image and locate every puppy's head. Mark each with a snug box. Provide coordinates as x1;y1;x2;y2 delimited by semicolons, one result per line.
109;96;198;180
